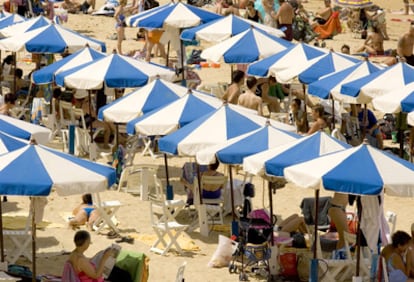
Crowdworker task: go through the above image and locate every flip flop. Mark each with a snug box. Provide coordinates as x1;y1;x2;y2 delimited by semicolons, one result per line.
115;236;134;244
107;231;120;239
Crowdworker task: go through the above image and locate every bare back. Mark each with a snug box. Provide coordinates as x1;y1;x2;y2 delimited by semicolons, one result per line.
275;2;294;25
222;83;241;104
398;32;414;57
238;90;263;115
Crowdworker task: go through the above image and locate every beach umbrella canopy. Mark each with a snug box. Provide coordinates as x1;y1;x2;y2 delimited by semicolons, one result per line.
158;103;294;156
126;2;221;28
0;143;116;196
196;122;300;165
308;61;382;100
98;78;188;123
55;53;176;89
284;144;414;196
0;13;25;30
200;27;292;63
407;111;414;126
339;62;414;104
126;89;223;136
0;130;28;155
243;131;350;177
0;10;11;19
247;43;327;82
0;115;51;145
372;82;414;114
180;14;284;42
0;16;50;37
0;22;106;53
31;46;105;85
334;0;373;8
298;52;360;85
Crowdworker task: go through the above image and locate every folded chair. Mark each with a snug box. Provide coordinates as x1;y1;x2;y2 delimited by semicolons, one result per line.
91;193;121;234
149;199;189;256
4;209;33;263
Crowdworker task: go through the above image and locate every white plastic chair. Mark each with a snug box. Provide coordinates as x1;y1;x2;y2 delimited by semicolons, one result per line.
118;164;158;200
149;199;188;256
91;193;121;234
175;261;187;282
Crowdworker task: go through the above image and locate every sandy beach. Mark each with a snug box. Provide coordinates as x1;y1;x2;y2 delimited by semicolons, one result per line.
2;0;414;281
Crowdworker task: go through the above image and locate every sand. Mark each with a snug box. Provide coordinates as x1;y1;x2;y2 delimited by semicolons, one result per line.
3;0;414;281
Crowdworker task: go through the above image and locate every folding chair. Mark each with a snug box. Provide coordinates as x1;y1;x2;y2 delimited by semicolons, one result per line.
4;209;33;263
118;164;158;200
385;211;397;242
91;193;121;234
149;199;189;256
41;98;61;140
59;101;76;153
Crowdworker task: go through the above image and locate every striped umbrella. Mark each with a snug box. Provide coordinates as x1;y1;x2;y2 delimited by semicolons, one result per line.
334;0;373;8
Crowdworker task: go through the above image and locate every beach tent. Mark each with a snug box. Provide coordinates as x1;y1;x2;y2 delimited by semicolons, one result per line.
307;61;382;100
339;62;414;104
200;27;292;64
0;130;28;154
98;78;188;124
31;46;105;85
126;89;223;136
180;14;285;42
55;53;176;89
0;115;51;145
246;43;327;81
0;142;116;280
0;22;106;53
0;16;50;38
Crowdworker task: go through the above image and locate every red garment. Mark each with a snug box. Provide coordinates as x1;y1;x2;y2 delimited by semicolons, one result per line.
313;11;342;39
78;262;104;282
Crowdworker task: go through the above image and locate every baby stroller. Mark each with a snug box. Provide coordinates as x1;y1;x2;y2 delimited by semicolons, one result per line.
229;208;274;281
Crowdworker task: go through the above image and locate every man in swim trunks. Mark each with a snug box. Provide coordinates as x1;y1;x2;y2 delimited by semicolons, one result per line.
356;26;385;55
271;0;294;41
397;22;414;66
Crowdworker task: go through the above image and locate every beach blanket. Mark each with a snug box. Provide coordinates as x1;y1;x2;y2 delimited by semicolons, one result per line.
3;215;63;229
313;11;342;39
92;0;119;16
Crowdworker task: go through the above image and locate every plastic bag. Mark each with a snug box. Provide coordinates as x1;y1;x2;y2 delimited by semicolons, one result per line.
208;235;234;268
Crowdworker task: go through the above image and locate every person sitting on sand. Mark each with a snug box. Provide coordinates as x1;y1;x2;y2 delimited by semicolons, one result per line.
69;194;99;229
222;70;245;105
356;26;384;56
238;76;263;116
62;0;95;13
397;22;414;66
313;0;332;26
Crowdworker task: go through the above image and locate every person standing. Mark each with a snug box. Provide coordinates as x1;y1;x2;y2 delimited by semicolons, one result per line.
271;0;294;41
114;0;127;55
356;104;383;149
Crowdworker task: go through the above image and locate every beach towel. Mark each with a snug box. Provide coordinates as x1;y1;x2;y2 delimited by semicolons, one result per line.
62;261;80;282
313;11;342;40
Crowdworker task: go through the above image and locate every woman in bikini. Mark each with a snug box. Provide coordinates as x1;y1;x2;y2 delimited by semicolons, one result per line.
245;0;262;22
69;194;99;229
114;0;127;55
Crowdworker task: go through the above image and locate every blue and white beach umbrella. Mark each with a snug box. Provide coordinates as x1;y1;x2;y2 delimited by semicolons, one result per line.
55;53;176;89
372;81;414;113
180;14;284;42
0;22;106;53
243;131;350;177
196;122;300;165
32;46;105;85
339;62;414;104
126;89;222;136
0;130;28;155
284;143;414;196
126;2;221;28
247;43;327;82
0;15;50;37
158;104;282;156
0;143;116;196
298;52;360;85
0;115;51;145
0;13;25;30
98;78;188;123
200;27;292;63
308;61;382;100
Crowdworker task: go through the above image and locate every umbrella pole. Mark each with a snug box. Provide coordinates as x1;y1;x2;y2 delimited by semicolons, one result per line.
166;41;170;67
88;91;94;142
309;189;320;282
13;52;16;96
31;199;36;282
268;180;274;246
302;84;308;128
163;154;173;200
0;200;4;262
180;34;185;85
331;94;335;131
115;123;119;149
228;165;235;221
355;196;363;277
196;163;202;205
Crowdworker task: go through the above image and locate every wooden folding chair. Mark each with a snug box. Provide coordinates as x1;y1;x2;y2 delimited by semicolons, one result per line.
91;193;121;234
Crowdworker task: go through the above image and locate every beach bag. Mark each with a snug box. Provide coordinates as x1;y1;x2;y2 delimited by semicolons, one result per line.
208;235;234;268
279;252;298;278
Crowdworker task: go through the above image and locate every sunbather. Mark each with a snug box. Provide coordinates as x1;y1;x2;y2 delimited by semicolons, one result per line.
69;194;100;229
356;26;385;55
